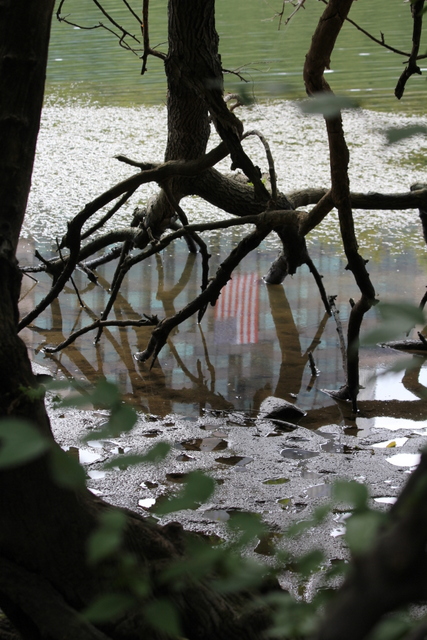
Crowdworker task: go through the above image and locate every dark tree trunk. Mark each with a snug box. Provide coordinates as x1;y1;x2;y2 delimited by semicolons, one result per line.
144;0;221;236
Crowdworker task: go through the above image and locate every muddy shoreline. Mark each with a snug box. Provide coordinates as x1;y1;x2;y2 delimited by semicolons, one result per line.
34;358;427;597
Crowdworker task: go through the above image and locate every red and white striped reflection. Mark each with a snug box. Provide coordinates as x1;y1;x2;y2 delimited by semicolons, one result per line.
214;274;259;344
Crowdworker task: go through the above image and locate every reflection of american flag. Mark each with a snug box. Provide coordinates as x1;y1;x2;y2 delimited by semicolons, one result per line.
214;274;259;344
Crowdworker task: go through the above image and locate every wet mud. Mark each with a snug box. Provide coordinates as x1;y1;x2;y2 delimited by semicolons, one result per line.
37;360;427;597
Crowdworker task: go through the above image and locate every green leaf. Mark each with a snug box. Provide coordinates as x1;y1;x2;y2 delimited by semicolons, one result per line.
333;480;369;510
0;419;50;469
227;512;266;546
154;471;215;515
161;542;224;585
384;125;427;145
60;379;121;410
300;93;359;117
285;504;330;538
88;379;122;407
286;518;313;538
361;302;425;346
87;510;127;564
212;556;266;594
49;446;86;489
345;511;385;554
264;593;317;638
296;550;325;578
102;405;138;437
144;599;182;637
141;441;171;463
83;592;135;623
368;612;414;640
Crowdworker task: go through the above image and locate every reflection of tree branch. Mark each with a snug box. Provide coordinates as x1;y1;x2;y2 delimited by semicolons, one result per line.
197;325;216;393
166;341;234;412
266;283;305;399
302;312;330;359
18;225;82;331
401;355;427;400
158;253;197;306
44;317;157;353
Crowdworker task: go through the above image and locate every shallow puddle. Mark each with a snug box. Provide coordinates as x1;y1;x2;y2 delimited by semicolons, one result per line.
372;438;408;449
281;448;319;460
203;509;231;522
374;497;397;505
386;453;422;467
66;446;102;464
19;100;427;433
215;456;253;467
263;477;290;485
176;438;228;452
166;472;188;484
305;484;332;499
254;532;283;556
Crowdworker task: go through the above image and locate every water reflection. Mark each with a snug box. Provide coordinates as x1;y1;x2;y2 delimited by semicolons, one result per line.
19;233;427;431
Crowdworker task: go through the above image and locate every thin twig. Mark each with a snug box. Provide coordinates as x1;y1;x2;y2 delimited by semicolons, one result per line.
141;0;166;75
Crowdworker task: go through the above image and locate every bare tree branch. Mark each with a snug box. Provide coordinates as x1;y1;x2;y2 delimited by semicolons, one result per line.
395;0;426;99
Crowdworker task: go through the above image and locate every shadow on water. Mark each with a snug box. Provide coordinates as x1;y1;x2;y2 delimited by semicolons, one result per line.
19;229;427;436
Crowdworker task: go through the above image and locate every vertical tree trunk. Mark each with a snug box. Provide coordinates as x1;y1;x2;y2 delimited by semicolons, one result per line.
144;0;221;235
164;0;216;162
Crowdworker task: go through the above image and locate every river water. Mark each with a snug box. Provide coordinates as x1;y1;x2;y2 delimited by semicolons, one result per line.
47;0;427;112
20;1;427;431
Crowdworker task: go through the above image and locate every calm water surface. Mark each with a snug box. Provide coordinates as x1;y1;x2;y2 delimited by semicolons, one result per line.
47;0;427;112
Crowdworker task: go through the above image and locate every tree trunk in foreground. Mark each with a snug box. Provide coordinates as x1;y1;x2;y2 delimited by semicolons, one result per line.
0;2;272;638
